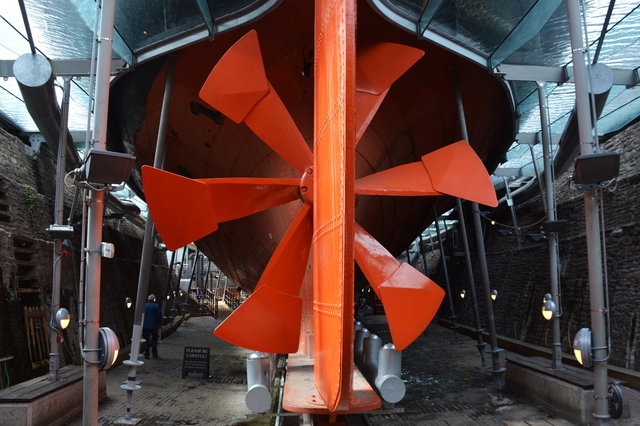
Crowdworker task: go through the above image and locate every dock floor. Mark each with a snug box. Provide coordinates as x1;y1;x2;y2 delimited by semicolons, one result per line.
67;308;640;425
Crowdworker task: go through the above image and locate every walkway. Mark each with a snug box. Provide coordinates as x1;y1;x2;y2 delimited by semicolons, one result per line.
67;309;640;425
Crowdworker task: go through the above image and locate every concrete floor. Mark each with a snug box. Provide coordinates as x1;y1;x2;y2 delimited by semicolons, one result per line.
67;307;640;425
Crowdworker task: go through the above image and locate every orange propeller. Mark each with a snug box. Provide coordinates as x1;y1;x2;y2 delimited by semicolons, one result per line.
142;30;496;362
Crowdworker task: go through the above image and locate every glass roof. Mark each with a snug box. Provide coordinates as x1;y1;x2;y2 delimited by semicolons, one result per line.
0;0;638;186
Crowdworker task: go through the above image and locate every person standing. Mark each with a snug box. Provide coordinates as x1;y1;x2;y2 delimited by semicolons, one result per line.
143;294;162;359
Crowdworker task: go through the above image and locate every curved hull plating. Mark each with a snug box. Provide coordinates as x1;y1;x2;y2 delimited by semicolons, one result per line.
108;0;514;293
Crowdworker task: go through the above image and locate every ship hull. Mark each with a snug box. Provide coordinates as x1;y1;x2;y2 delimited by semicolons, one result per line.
108;0;514;292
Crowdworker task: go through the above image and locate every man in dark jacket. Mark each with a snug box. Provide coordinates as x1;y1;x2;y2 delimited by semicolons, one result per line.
143;294;162;359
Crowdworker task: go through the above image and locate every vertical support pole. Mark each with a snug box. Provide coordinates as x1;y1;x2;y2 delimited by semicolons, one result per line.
118;58;175;424
418;233;428;274
455;199;486;367
83;0;116;424
528;144;547;214
503;177;522;248
432;206;458;337
183;249;200;307
453;74;504;398
48;77;71;381
565;1;609;423
162;250;176;318
172;247;188;316
538;83;563;370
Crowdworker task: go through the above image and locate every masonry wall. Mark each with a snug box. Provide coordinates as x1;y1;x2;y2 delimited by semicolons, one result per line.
437;120;640;371
0;127;169;385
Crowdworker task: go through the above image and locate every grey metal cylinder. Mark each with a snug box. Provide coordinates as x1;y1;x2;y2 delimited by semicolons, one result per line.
13;53;78;168
375;343;405;403
354;327;370;365
362;333;381;381
246;352;271;413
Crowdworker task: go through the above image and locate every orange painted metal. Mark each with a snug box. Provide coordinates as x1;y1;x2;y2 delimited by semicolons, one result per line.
282;355;380;414
312;0;359;413
214;204;313;353
354;223;444;351
355;162;440;196
355;140;498;206
141;165;218;251
422;140;498;207
355;43;423;144
142;165;300;250
199;30;313;175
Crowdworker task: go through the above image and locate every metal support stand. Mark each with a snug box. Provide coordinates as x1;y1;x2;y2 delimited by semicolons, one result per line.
455;199;486;367
565;0;610;423
116;58;175;425
503;177;522;248
83;1;116;424
48;77;71;381
432;206;459;342
538;83;563;370
183;249;201;308
453;73;504;397
172;247;188;316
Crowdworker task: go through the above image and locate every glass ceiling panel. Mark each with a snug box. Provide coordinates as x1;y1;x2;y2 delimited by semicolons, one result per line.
0;79;36;131
15;0;95;59
114;0;204;51
207;0;260;20
391;0;426;18
428;0;538;56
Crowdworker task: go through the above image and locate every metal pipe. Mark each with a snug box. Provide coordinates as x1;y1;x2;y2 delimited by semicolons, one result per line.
565;0;609;422
48;77;71;382
538;83;563;370
418;233;428;274
172;247;188;315
527;144;547;214
454;75;505;398
455;199;486;367
184;249;201;306
432;206;458;335
162;250;176;318
83;0;116;423
17;0;35;55
78;190;87;348
120;58;174;423
503;177;522;248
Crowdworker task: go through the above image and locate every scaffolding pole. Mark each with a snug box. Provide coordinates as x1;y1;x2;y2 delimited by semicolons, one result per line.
538;83;563;370
83;0;116;424
453;74;505;398
432;206;458;339
48;77;71;381
117;58;175;425
565;0;609;423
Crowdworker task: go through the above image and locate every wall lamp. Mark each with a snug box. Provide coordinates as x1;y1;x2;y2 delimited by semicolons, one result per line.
490;290;498;301
55;308;71;330
125;297;132;309
460;290;466;299
98;327;120;370
573;328;592;368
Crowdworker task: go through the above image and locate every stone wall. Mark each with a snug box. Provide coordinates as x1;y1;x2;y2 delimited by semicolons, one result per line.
0;127;169;384
437;120;640;371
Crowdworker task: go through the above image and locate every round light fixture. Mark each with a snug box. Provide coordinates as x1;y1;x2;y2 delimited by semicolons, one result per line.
55;308;71;330
460;290;466;299
573;328;592;367
541;300;557;320
490;290;498;301
543;293;552;303
98;327;120;370
125;297;132;309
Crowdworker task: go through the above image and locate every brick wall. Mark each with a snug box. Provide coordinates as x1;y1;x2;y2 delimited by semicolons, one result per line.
0;127;169;383
435;120;640;371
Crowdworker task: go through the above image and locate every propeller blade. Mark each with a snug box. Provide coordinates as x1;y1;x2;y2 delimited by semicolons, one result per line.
200;30;313;174
355;162;441;196
354;141;498;207
142;166;300;250
354;223;444;351
355;43;424;144
214;204;313;353
206;177;300;223
421;140;498;207
142;166;218;251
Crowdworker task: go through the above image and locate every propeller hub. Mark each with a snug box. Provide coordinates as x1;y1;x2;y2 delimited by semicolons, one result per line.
299;166;314;204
